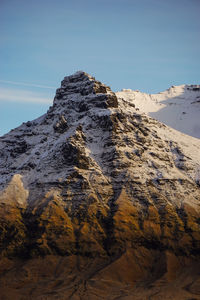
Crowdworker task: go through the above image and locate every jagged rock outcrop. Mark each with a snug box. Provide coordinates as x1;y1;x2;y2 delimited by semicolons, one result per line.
0;71;200;299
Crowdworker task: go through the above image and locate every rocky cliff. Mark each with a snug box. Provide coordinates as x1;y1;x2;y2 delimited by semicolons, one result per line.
0;71;200;299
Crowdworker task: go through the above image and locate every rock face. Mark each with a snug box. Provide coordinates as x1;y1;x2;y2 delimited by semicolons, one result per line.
0;71;200;299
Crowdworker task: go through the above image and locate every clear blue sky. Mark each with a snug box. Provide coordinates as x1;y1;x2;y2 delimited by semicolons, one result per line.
0;0;200;135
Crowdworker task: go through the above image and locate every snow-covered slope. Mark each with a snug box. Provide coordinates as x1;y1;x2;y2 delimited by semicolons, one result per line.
0;74;200;192
117;84;200;138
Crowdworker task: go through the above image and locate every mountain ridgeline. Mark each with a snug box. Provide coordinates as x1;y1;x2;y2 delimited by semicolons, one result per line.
0;72;200;299
117;84;200;139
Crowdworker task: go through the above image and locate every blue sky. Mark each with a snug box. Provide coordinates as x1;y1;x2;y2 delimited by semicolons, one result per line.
0;0;200;135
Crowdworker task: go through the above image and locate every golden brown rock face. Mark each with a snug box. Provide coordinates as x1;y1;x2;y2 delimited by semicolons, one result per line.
0;72;200;299
0;252;200;299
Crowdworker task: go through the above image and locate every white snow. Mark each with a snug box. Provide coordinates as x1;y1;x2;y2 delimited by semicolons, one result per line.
117;85;200;139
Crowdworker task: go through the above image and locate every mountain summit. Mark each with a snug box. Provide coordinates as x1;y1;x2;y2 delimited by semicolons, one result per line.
0;72;200;299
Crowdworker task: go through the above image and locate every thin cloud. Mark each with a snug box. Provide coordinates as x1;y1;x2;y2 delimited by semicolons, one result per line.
0;87;52;104
0;79;56;90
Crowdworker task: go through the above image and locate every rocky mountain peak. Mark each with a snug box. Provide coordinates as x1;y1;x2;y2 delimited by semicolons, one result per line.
53;70;116;105
0;73;200;299
43;71;118;132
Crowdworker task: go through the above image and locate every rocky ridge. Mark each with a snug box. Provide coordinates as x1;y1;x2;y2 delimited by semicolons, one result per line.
0;71;200;299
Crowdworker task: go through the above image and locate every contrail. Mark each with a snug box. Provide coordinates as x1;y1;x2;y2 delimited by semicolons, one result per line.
0;87;52;104
0;79;56;90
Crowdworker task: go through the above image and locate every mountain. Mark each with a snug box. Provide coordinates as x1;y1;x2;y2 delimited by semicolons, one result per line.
117;84;200;139
0;71;200;300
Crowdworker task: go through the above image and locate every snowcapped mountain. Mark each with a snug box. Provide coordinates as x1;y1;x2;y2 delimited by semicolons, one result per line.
117;84;200;139
0;72;200;299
